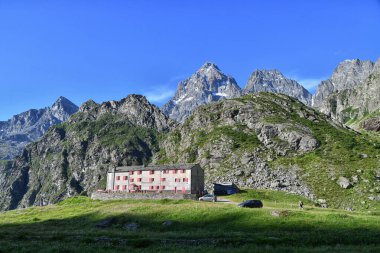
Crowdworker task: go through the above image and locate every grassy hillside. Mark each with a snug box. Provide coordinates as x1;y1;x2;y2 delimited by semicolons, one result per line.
156;93;380;210
0;191;379;253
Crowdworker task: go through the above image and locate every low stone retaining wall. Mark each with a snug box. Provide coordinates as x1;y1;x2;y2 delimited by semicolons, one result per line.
91;191;198;201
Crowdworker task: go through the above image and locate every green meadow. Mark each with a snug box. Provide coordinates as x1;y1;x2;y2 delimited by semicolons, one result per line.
0;190;379;253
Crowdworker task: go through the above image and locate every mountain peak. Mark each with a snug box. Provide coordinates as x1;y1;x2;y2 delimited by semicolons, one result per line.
197;62;221;75
51;96;79;116
199;62;220;71
52;96;72;106
312;58;375;108
162;63;241;122
243;69;311;105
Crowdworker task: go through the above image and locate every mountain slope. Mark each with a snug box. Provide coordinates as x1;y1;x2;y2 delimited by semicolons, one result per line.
312;59;375;108
155;92;380;210
0;96;78;160
243;69;312;105
0;95;174;210
317;58;380;126
162;62;241;123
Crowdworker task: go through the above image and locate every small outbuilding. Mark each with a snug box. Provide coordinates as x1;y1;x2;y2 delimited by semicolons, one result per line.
213;182;239;195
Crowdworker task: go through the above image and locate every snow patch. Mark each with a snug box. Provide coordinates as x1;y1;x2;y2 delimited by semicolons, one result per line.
212;92;228;97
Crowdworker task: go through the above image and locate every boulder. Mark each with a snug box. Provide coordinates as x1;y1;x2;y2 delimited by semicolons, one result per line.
124;222;140;231
162;220;174;227
337;177;352;189
271;210;289;217
95;218;116;228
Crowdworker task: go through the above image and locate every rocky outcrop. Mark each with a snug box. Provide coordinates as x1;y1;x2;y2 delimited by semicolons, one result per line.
162;62;241;123
315;58;380;126
337;177;352;189
0;95;174;210
243;70;312;105
312;59;374;108
360;117;380;132
0;97;78;160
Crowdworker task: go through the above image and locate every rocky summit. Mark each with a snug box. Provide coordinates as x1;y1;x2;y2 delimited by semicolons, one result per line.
0;96;78;160
243;69;312;105
162;62;242;123
312;59;375;108
315;58;380;127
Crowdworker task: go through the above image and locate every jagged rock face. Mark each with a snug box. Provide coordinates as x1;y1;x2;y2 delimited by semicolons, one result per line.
316;58;380;125
0;95;174;210
162;62;242;123
312;59;374;108
0;97;78;160
243;70;312;105
360;117;380;132
74;95;174;132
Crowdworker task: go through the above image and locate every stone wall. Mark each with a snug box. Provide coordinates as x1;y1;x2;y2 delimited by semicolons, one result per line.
91;191;198;201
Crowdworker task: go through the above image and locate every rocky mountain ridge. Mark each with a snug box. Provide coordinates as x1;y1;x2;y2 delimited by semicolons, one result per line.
0;97;78;160
0;95;173;210
312;59;375;108
243;69;312;105
162;62;242;123
314;58;380;126
162;62;315;122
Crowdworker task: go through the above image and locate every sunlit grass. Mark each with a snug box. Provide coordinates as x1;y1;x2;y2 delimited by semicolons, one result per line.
0;190;379;252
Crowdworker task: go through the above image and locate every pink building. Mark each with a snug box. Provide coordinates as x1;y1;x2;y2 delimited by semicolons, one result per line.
106;164;204;194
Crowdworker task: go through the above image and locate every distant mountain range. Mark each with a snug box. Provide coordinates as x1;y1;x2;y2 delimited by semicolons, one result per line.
162;58;380;128
0;97;78;160
2;57;379;161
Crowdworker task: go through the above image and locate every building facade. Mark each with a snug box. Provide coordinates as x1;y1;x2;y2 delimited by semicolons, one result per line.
106;164;204;195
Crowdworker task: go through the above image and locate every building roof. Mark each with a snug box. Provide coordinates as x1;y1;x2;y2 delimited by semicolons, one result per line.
213;182;238;187
109;163;199;172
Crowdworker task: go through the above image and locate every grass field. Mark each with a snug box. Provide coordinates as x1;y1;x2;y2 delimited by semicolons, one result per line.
0;190;379;253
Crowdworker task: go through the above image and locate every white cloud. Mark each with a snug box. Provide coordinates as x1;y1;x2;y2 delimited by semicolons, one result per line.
143;87;176;104
287;74;328;94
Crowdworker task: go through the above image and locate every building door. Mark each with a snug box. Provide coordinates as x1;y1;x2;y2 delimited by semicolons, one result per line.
182;187;186;194
174;187;177;193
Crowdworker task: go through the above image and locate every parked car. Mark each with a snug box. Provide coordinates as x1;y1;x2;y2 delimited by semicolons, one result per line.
238;200;263;208
199;194;217;202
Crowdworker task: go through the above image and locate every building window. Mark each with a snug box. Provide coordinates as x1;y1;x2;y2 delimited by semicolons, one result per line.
130;178;134;182
175;178;180;182
116;176;120;180
183;178;188;182
155;186;159;190
137;171;142;175
172;170;177;174
123;176;127;181
149;178;154;182
149;170;154;175
160;186;165;190
160;178;166;182
122;185;127;190
149;186;154;190
137;178;142;182
130;171;134;175
114;185;119;190
163;170;169;174
181;169;186;173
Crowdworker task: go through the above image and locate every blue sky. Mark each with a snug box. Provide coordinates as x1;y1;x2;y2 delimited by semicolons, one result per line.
0;0;379;120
